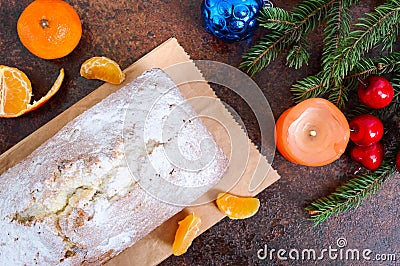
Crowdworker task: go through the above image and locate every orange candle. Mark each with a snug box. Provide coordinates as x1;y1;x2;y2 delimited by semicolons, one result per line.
275;98;350;166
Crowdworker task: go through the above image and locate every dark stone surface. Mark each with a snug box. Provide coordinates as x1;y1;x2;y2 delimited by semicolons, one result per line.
1;1;399;265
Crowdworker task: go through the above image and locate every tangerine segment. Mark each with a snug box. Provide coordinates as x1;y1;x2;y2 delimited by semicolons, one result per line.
216;193;260;220
80;56;125;84
172;213;201;256
0;65;32;117
17;0;82;60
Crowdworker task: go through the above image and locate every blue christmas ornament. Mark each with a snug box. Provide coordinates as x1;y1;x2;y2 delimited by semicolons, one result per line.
201;0;272;43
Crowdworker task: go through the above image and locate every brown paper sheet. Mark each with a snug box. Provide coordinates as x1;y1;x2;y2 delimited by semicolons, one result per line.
0;38;280;265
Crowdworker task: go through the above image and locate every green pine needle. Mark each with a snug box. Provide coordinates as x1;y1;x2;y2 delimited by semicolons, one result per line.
258;7;296;31
290;51;400;107
327;81;349;108
240;31;293;77
349;52;400;77
291;73;327;102
240;0;400;225
291;0;335;32
306;141;400;226
240;0;335;76
323;0;400;81
286;39;310;69
321;0;353;69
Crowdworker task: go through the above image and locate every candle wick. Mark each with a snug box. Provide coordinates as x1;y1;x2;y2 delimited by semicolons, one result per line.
309;130;317;137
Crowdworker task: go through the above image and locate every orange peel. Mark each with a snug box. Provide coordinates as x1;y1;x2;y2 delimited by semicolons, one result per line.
0;66;64;118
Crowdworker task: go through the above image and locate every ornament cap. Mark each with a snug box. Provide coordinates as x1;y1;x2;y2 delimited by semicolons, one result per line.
263;0;274;8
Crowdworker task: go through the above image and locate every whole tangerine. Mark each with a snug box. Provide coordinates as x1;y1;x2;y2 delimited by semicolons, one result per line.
17;0;82;59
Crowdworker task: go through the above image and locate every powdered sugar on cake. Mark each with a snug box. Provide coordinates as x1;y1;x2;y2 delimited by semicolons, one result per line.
0;69;227;265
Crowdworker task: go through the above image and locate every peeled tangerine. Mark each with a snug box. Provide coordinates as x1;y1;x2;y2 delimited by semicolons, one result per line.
0;65;64;118
216;193;260;219
172;213;201;256
275;98;350;167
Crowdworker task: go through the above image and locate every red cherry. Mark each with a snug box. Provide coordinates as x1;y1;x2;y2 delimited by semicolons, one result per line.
358;75;394;109
349;114;384;146
396;152;400;173
351;142;384;170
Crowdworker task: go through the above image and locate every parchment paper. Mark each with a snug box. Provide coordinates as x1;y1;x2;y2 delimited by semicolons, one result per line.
0;38;280;265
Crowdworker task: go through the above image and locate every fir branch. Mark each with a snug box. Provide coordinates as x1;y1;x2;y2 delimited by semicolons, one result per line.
240;31;295;76
258;7;296;31
306;140;400;226
286;39;310;69
289;52;400;108
290;0;335;32
346;104;373;119
327;80;349;108
321;0;353;68
240;0;335;76
390;72;400;98
290;71;350;107
290;73;328;102
323;0;400;81
381;20;399;52
347;52;400;78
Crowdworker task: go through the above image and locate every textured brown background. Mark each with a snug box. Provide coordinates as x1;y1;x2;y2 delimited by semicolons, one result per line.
1;0;399;265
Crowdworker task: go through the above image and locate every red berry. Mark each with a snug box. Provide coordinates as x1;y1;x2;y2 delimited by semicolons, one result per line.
358;75;394;109
396;152;400;173
351;142;384;170
349;114;384;146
